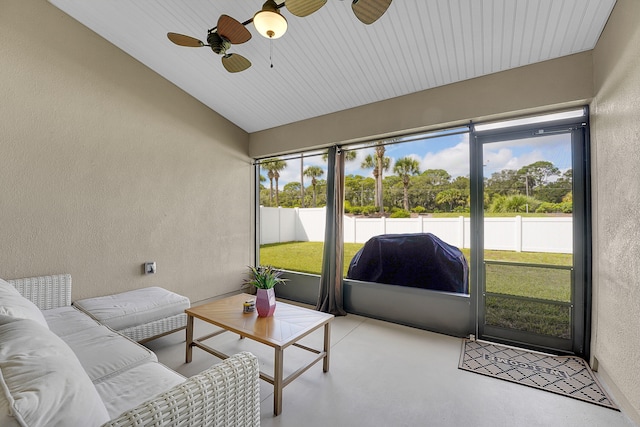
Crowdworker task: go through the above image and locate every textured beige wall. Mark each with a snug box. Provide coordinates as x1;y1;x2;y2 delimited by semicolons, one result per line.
591;0;640;423
0;0;253;303
4;0;639;420
250;52;593;157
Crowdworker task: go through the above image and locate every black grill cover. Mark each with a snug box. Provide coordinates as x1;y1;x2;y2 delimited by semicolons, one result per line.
346;233;469;294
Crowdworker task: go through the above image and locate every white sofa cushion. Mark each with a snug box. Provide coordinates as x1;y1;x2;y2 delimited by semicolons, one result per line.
95;362;186;419
0;279;48;329
73;286;190;330
42;306;103;337
42;306;157;382
0;316;110;427
52;318;158;383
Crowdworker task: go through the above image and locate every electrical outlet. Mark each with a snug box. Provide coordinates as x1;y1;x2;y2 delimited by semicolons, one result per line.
144;262;156;274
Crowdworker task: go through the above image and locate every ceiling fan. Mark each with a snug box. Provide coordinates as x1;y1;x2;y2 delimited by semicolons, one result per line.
286;0;393;24
167;0;393;73
167;15;252;73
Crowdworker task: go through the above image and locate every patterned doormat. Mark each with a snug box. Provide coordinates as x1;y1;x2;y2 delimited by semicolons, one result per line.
458;339;618;410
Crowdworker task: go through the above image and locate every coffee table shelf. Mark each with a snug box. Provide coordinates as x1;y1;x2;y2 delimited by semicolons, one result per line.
185;293;334;415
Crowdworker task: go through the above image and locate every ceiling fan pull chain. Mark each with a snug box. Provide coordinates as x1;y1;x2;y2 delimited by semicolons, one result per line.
270;38;274;68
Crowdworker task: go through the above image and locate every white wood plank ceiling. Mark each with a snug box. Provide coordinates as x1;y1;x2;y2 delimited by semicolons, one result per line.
48;0;616;133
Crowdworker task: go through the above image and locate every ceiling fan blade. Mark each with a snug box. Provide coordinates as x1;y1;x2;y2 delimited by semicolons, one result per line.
167;32;205;47
217;14;252;45
222;53;251;73
285;0;327;17
352;0;392;25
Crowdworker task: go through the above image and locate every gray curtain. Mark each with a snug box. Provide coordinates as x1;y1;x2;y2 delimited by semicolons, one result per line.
316;146;347;316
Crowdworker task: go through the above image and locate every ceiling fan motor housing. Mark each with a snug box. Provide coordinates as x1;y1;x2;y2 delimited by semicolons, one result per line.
207;32;231;55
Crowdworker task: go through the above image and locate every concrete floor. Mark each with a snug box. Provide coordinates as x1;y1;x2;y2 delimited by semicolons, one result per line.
146;307;636;427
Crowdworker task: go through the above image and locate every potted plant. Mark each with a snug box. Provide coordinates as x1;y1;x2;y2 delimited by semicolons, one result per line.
243;265;288;317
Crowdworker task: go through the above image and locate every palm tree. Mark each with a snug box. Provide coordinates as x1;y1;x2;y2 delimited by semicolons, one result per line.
262;158;287;206
319;149;356;208
321;150;357;163
435;188;465;212
361;146;390;214
393;157;421;211
272;160;287;207
267;170;275;205
360;154;378;206
303;166;324;207
374;145;387;214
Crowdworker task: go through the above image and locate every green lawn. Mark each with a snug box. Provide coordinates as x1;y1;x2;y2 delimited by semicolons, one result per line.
485;262;571;302
260;241;574;339
427;212;569;218
259;241;363;277
483;262;573;338
484;296;571;339
259;241;571;277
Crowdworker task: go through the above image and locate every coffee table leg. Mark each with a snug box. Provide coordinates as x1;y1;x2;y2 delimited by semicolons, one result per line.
185;314;194;363
274;347;283;415
323;322;331;372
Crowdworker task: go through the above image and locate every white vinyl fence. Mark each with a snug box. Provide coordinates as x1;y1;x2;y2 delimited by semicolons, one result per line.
260;207;573;254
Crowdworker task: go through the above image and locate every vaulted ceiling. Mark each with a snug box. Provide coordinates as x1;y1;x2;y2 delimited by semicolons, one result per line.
49;0;616;133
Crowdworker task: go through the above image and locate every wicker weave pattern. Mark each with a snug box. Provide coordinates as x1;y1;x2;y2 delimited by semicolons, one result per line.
7;274;261;426
120;313;187;343
8;273;72;310
102;351;261;427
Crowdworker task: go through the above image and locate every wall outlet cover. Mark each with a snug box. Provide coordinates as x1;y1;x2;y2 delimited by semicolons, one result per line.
144;262;156;274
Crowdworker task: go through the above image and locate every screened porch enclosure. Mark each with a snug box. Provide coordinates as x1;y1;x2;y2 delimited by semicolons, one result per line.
257;108;589;357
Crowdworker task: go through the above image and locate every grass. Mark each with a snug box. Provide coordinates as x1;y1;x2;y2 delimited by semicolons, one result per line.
260;241;574;339
260;242;364;277
485;296;571;339
427;212;570;218
259;241;572;277
484;263;572;302
484;262;572;338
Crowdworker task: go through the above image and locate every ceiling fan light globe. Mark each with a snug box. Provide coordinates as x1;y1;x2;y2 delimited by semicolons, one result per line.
253;0;288;39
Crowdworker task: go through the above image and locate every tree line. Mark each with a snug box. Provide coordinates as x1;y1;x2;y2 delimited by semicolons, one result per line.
260;151;572;215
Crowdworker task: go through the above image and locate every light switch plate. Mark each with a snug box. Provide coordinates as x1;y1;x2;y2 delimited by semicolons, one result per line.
144;262;156;274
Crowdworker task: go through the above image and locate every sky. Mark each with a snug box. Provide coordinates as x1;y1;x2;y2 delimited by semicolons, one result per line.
264;130;572;190
483;133;572;178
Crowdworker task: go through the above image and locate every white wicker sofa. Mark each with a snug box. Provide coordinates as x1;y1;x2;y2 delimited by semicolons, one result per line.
0;274;261;427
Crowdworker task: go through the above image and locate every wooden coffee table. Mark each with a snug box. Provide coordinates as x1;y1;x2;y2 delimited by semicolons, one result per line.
185;293;334;415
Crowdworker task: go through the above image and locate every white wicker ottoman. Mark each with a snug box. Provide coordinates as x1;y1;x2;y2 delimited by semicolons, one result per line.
74;287;190;343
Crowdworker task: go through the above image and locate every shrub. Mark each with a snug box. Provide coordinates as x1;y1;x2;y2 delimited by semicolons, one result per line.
535;202;557;213
411;206;426;214
361;206;376;216
535;202;572;214
489;195;506;212
490;195;541;213
390;209;411;218
349;206;363;215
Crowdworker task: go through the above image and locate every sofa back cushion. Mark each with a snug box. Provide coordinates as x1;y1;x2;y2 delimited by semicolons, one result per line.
0;279;48;329
0;316;110;427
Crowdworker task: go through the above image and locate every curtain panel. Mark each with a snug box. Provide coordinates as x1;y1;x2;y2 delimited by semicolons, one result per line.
316;146;347;316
